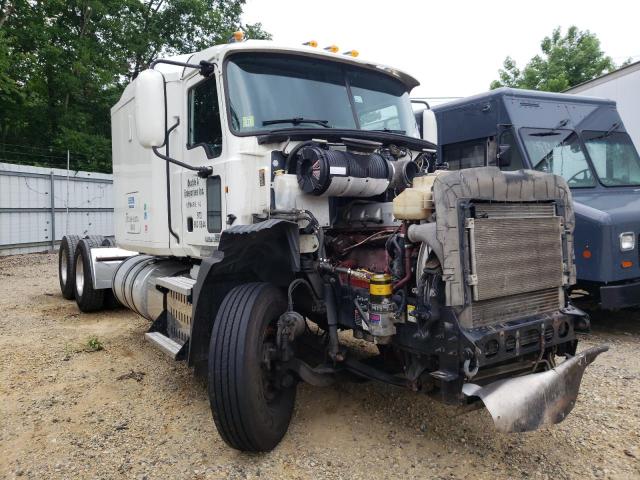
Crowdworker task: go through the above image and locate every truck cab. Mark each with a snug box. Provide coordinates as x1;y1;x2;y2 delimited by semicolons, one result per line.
425;87;640;309
58;43;606;453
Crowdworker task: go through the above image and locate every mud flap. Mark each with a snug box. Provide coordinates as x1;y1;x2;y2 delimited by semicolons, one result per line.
462;345;608;432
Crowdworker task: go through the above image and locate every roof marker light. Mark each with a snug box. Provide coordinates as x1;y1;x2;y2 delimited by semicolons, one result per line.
343;50;359;57
324;45;339;53
303;40;318;47
230;31;244;43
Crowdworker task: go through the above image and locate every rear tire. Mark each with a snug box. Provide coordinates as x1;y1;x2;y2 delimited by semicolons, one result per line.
208;282;295;452
74;239;105;312
59;235;80;299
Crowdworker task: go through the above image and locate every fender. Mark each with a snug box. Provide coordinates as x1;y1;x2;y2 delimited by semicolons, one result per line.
187;219;300;367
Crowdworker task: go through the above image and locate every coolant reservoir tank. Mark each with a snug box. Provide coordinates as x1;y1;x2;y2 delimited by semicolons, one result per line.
274;172;300;210
393;173;440;220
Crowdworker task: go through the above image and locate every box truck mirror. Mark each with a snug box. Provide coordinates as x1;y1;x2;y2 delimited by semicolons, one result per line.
135;69;166;148
497;144;511;167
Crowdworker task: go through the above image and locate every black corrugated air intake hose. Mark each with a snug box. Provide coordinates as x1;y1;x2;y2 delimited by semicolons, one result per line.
296;145;392;197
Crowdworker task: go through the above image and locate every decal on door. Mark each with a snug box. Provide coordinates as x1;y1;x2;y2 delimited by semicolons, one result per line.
125;191;141;234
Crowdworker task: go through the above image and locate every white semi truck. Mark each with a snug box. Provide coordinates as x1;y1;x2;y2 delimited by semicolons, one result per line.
57;38;606;452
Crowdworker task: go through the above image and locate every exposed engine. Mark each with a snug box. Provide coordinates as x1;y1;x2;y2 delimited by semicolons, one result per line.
275;139;436;345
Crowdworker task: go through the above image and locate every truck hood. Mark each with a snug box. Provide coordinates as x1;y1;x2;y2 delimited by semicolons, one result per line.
572;188;640;225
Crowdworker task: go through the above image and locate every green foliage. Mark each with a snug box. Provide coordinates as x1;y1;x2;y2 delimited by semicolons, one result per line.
0;0;269;172
490;26;617;92
86;336;104;352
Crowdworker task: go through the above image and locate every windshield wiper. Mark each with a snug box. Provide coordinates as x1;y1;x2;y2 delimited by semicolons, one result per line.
587;122;621;142
530;131;561;137
372;128;406;134
603;122;621;138
262;117;331;128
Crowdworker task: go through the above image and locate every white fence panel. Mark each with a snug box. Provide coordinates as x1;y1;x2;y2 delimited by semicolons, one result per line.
0;162;114;256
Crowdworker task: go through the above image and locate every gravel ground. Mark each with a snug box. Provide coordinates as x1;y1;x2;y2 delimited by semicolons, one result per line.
0;253;639;480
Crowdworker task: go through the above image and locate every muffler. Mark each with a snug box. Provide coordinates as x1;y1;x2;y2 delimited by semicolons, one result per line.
462;345;608;433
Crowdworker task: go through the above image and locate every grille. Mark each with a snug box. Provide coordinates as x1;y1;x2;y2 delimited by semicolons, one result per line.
468;202;564;328
471;288;562;327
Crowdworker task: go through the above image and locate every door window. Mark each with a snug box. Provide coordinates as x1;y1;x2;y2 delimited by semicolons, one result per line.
188;76;223;158
207;176;222;233
442;138;487;170
498;130;525;171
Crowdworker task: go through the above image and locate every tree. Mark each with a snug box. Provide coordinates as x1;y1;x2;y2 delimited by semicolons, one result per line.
490;26;617;92
0;0;269;172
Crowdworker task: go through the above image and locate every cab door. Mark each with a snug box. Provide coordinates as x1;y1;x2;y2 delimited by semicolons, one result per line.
181;71;226;254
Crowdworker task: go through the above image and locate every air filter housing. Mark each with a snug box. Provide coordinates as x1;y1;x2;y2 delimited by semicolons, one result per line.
296;145;392;197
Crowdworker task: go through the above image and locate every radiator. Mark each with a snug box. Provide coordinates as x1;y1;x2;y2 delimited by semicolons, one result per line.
468;202;564;327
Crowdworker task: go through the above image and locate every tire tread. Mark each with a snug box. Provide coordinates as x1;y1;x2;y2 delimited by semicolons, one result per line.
74;239;105;312
208;282;293;452
59;235;80;299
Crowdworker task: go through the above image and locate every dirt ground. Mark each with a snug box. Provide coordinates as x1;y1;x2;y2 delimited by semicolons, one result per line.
0;253;639;480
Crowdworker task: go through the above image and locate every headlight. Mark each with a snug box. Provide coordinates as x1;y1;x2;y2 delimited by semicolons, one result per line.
619;232;635;251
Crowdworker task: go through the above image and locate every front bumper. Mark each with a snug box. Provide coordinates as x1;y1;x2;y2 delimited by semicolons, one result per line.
600;279;640;309
463;345;608;432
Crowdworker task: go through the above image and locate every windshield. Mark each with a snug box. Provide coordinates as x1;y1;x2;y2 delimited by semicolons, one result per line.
520;128;596;187
582;130;640;186
225;53;419;137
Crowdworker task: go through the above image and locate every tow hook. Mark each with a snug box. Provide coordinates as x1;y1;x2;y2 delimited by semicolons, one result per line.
463;348;479;379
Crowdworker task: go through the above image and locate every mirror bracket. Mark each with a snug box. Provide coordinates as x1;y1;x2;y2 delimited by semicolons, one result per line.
149;58;216;77
152;119;212;178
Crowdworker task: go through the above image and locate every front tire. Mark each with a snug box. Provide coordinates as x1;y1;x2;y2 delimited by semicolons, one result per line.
208;282;296;452
74;239;105;312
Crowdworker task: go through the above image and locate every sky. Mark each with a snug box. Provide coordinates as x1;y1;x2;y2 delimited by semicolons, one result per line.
242;0;640;102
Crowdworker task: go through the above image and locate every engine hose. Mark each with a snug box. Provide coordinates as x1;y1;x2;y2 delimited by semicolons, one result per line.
271;208;326;258
394;289;407;321
385;235;403;278
393;246;413;291
287;278;320;311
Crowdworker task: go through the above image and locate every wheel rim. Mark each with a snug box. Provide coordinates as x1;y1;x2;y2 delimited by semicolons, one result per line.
75;254;84;296
60;250;68;285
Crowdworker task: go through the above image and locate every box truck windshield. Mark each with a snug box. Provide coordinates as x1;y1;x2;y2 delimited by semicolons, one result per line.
521;128;596;187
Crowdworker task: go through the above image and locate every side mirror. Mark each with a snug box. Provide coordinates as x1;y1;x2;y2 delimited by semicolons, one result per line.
422;109;438;145
497;144;511;167
135;69;166;148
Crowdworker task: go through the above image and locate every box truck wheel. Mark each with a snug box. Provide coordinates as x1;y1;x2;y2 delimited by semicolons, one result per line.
58;235;80;299
73;239;105;312
208;283;296;452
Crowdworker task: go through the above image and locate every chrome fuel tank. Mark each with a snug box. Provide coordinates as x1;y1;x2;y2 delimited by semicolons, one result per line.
112;255;187;321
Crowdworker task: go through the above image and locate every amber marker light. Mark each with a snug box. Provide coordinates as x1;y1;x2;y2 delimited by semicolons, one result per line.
343;50;359;57
232;31;244;42
303;40;318;47
582;249;592;259
324;45;339;53
622;260;633;268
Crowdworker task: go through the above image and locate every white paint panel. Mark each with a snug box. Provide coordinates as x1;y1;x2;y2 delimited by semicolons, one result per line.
568;67;640;151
